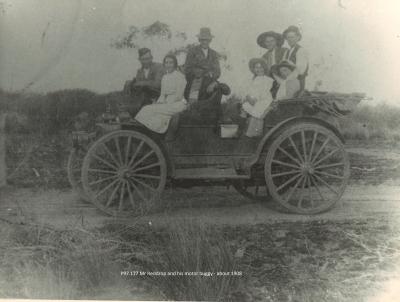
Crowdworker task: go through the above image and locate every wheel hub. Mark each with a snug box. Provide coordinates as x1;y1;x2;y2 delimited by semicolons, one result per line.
301;162;314;175
117;167;130;179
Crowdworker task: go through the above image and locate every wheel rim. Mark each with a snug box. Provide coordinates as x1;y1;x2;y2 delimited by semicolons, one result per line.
81;130;167;216
265;123;349;214
67;148;88;201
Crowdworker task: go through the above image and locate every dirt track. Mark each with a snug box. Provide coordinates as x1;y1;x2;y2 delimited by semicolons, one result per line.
1;142;400;229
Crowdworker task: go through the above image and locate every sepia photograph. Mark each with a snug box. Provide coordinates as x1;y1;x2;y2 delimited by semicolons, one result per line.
0;0;400;301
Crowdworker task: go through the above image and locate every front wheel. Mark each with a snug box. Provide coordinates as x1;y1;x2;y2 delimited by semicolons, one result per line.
81;130;167;217
264;122;350;214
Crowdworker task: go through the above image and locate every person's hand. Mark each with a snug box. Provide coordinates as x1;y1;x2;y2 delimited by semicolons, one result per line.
246;96;257;106
240;108;247;118
206;81;218;93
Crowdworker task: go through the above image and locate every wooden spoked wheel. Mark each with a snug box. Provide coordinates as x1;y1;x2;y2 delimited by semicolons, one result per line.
67;147;89;201
81;130;167;216
265;123;350;214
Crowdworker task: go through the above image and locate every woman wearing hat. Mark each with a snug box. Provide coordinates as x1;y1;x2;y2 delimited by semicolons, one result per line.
135;54;187;134
273;60;300;100
257;31;288;76
240;58;274;137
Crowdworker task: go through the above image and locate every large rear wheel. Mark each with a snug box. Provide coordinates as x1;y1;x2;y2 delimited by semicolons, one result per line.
81;130;167;217
265;122;349;214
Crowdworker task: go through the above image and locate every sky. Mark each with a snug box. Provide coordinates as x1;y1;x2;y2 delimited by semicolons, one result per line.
0;0;400;105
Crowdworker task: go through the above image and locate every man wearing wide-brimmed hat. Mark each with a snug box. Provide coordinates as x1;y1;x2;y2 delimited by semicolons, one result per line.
282;25;309;91
257;31;288;75
123;47;165;115
184;27;221;86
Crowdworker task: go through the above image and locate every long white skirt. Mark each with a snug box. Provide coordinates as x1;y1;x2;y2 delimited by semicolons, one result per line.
135;100;187;133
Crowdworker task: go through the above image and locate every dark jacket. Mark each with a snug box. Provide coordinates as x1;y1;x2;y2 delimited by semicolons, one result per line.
182;76;230;124
184;45;221;80
134;62;165;91
262;47;288;76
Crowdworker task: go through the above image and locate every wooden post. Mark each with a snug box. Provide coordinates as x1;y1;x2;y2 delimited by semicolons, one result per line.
0;113;6;187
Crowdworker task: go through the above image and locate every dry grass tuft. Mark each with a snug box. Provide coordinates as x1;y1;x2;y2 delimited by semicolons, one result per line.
140;218;244;301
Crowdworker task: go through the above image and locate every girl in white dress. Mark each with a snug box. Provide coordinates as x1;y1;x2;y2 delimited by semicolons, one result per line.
241;58;274;137
135;54;187;133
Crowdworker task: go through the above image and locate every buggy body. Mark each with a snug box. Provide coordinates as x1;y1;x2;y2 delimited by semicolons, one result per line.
68;91;365;216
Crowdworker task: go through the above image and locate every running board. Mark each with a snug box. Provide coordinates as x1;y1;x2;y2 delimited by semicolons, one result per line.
173;167;250;180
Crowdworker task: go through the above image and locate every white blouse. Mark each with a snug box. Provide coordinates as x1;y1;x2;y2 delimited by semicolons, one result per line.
242;75;274;118
157;70;187;104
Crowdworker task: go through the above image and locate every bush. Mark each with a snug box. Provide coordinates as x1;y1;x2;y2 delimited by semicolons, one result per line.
339;103;400;141
0;89;127;135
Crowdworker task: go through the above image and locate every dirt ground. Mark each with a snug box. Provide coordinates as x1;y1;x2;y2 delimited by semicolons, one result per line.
1;140;400;229
1;140;400;301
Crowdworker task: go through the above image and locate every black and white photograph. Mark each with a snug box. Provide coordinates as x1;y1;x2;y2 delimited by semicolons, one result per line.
0;0;400;301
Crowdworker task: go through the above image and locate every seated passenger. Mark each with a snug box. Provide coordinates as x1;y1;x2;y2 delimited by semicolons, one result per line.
272;60;301;100
123;48;165;115
135;54;187;134
183;60;230;124
240;58;274;137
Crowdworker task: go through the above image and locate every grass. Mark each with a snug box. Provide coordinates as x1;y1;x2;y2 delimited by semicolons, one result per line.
0;219;144;299
142;219;242;301
0;214;399;301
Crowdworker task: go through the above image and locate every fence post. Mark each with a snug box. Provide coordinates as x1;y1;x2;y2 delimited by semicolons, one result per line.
0;112;6;187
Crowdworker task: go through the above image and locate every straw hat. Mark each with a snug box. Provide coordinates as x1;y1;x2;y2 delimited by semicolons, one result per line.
257;31;284;48
248;58;268;74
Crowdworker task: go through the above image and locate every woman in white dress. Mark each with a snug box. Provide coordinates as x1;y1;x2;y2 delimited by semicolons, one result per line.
241;58;274;137
135;54;187;133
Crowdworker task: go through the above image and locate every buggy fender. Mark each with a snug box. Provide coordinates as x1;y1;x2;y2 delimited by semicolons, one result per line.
247;116;345;167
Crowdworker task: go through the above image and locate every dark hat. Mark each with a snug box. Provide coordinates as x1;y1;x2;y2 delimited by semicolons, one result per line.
196;27;214;40
138;47;151;58
257;31;284;48
272;60;297;75
283;25;302;39
248;58;268;74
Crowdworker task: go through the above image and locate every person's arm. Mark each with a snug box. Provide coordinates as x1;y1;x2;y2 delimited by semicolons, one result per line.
209;50;221;80
296;48;308;76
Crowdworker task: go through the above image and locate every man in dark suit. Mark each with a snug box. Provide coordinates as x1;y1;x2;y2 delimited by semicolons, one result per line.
182;60;230;124
184;27;221;91
123;48;164;115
